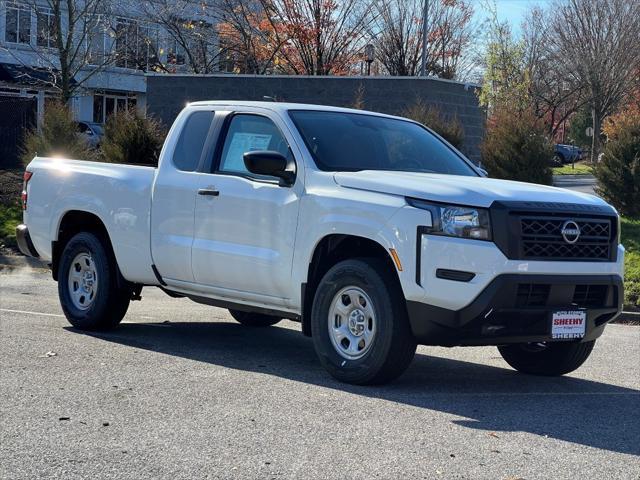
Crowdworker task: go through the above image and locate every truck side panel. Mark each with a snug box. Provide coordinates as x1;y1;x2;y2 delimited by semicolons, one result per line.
25;157;158;285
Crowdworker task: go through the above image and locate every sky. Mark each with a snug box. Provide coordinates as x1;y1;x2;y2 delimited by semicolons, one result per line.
473;0;552;36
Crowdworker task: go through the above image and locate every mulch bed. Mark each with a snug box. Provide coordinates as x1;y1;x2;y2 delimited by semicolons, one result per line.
0;168;23;206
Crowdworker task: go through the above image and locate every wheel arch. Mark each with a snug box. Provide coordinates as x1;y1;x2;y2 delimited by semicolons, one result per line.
300;234;403;337
51;210;117;282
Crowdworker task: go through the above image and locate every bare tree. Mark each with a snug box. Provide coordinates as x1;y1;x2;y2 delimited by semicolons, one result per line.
143;0;224;74
549;0;640;160
1;0;121;103
368;0;422;76
522;7;585;137
369;0;476;79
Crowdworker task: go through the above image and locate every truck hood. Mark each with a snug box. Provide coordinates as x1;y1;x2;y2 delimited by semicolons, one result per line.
333;171;607;208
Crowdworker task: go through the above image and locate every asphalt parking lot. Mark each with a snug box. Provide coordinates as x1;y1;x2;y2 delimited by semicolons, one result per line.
552;174;598;196
1;266;639;479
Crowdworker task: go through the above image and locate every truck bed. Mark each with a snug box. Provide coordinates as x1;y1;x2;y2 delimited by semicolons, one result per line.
25;157;157;284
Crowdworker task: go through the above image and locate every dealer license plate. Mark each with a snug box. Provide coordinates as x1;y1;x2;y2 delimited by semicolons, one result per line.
551;310;586;340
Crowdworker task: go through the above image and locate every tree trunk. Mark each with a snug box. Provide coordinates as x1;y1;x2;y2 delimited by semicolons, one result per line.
590;107;601;163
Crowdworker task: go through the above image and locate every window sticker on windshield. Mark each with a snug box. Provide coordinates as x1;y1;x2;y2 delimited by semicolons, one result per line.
224;133;272;171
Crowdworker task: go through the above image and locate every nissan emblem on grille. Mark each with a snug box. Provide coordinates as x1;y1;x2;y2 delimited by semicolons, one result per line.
560;220;581;244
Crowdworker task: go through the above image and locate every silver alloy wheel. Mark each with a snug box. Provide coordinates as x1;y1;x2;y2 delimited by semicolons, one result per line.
67;253;98;310
328;286;376;360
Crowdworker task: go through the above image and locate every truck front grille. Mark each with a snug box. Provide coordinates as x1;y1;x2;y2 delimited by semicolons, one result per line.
519;217;613;261
572;284;609;308
515;283;612;308
516;283;550;307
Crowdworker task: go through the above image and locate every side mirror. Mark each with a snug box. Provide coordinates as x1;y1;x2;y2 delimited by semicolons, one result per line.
243;150;295;186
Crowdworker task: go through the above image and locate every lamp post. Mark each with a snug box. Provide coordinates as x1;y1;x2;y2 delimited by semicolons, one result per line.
365;44;375;76
420;0;429;76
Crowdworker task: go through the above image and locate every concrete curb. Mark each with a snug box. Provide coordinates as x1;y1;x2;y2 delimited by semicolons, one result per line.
615;310;640;325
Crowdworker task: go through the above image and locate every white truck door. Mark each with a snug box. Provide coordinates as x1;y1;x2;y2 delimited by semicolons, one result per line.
150;110;216;282
191;112;302;303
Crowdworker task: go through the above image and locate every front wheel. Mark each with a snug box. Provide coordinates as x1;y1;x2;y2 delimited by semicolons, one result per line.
229;310;281;327
310;258;416;385
498;340;596;376
58;232;130;330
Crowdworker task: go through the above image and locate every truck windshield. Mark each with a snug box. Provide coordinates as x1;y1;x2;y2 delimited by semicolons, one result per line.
289;110;478;176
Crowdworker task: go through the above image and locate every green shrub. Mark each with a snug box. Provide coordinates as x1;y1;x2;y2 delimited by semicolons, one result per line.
594;112;640;217
402;100;465;149
101;110;166;166
20;102;93;165
481;106;553;185
621;217;640;309
0;203;22;248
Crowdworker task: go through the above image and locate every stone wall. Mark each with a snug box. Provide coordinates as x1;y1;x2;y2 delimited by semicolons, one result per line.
146;74;485;163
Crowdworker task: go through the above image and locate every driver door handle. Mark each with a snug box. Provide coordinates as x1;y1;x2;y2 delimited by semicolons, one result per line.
198;188;219;197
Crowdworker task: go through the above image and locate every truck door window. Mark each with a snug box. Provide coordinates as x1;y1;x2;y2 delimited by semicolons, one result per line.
172;111;214;171
218;115;291;175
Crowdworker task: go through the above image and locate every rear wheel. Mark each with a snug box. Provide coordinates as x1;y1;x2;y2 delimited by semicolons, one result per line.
229;310;281;327
498;340;596;376
58;232;130;330
310;258;416;385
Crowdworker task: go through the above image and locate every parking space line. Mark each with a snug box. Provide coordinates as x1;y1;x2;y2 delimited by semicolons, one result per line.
0;308;65;318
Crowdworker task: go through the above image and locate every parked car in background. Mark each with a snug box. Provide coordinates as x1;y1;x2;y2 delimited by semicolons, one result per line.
554;144;583;164
77;122;104;149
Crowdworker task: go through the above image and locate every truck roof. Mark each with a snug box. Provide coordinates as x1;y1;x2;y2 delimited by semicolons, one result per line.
186;100;401;120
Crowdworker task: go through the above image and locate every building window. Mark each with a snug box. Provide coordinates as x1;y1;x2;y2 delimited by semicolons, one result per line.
138;22;160;71
115;18;135;69
167;37;186;67
93;91;137;123
87;15;108;65
36;7;55;48
5;2;31;44
114;17;160;71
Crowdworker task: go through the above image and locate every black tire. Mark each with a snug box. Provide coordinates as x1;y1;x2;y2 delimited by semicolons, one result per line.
58;232;130;330
310;258;416;385
229;310;281;327
498;340;596;376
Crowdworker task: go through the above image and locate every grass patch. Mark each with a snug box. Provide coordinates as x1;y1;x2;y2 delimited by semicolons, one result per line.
621;217;640;309
0;203;22;249
552;163;594;175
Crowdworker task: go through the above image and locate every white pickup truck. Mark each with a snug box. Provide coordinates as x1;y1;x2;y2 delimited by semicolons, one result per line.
17;101;624;384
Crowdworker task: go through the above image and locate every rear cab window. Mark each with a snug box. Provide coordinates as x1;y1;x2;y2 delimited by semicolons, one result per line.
172;111;215;172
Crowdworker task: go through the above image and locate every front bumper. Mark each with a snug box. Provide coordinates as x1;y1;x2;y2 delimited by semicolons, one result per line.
406;274;623;346
15;224;39;257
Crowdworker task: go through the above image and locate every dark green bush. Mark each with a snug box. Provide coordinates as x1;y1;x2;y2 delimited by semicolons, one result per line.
481;106;553;185
401;100;465;149
20;102;93;165
595;112;640;217
101;110;166;166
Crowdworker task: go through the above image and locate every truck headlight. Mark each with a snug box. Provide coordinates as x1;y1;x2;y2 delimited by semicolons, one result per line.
407;198;492;240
